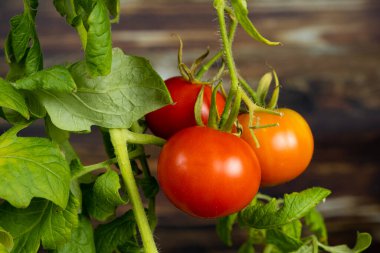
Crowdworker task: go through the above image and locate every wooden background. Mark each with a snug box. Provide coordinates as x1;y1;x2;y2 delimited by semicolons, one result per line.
0;0;379;252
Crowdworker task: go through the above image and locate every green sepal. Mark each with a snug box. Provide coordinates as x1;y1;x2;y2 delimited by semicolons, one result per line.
194;85;205;126
207;82;222;129
230;0;281;46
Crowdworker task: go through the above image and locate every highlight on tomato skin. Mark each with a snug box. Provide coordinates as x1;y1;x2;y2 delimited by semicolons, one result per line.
157;126;261;218
145;76;226;139
238;108;314;187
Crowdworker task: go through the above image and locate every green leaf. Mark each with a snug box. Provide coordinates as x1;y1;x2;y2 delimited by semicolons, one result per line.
305;207;328;244
85;1;112;76
0;244;10;253
103;0;120;23
137;176;159;199
53;216;96;253
282;220;302;240
0;125;71;208
0;78;29;119
0;195;79;253
240;187;331;229
230;0;281;46
45;117;70;144
9;14;32;63
216;213;238;246
25;92;47;118
5;11;43;81
86;170;127;221
37;48;171;132
13;66;77;93
0;227;13;252
118;240;143;253
317;232;372;253
266;228;303;252
292;243;314;253
94;210;137;253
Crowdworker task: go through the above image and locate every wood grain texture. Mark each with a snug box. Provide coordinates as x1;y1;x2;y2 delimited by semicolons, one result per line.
0;0;379;252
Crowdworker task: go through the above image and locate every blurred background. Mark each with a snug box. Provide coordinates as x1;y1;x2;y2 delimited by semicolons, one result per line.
0;0;379;252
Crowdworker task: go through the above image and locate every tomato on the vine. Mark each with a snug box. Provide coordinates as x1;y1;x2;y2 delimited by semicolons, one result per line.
238;108;314;186
145;76;226;139
157;126;261;218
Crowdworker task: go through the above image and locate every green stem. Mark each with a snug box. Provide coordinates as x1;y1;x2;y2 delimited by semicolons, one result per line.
125;130;166;146
110;129;158;253
196;8;238;80
71;148;144;179
214;0;240;129
239;75;258;103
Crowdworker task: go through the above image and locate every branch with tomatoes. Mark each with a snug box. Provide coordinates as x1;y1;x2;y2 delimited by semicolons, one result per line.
0;0;372;253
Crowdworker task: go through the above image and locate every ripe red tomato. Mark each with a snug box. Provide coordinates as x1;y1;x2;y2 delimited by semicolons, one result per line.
145;76;226;139
157;126;261;218
238;109;314;186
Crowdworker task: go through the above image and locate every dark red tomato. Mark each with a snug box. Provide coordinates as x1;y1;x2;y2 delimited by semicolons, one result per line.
238;109;314;186
157;126;261;218
145;76;226;139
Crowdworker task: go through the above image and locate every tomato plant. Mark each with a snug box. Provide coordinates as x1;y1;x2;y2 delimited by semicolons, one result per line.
157;126;261;218
0;0;372;252
239;109;314;186
145;76;226;139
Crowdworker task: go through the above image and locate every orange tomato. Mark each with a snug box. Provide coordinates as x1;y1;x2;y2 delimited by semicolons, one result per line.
238;108;314;186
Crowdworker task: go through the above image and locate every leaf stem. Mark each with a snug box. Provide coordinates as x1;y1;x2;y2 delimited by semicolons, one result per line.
125;130;166;146
71;147;144;179
110;128;158;253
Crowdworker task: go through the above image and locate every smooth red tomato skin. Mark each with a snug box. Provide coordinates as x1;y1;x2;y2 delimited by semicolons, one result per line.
145;77;226;139
238;109;314;186
157;126;261;218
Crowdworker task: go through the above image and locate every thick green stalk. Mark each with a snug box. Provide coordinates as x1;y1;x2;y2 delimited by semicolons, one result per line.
214;0;240;129
109;128;158;253
195;10;237;80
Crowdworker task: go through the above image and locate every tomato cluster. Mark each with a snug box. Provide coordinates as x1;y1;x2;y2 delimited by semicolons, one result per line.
147;77;314;218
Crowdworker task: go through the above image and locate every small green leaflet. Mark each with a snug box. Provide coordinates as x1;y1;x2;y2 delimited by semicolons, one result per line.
266;227;303;252
0;125;71;208
0;227;13;253
305;207;328;244
13;66;77;93
0;195;79;253
239;187;331;229
0;79;29;119
53;216;96;253
37;48;171;132
86;170;127;221
230;0;281;46
94;210;138;253
85;1;112;76
5;4;43;81
103;0;120;23
317;232;372;253
8;14;33;63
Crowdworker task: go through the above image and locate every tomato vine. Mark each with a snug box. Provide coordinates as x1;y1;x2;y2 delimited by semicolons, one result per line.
0;0;373;253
